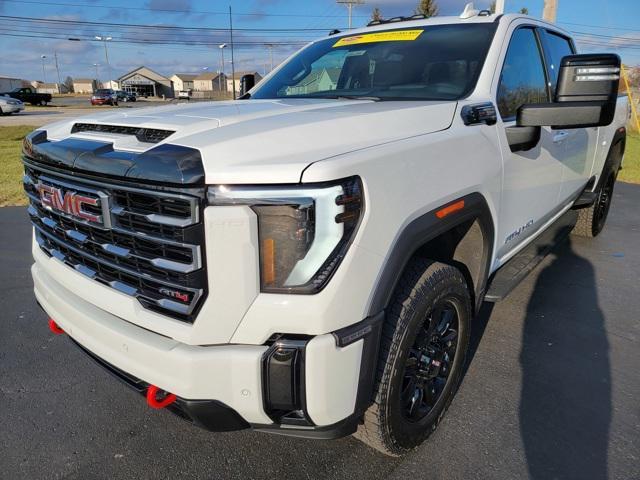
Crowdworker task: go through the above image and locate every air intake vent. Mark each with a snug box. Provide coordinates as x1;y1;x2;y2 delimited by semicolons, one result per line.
71;123;175;144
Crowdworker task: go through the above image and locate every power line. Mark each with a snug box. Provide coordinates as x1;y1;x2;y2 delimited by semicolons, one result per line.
0;0;368;19
0;15;332;32
559;21;640;33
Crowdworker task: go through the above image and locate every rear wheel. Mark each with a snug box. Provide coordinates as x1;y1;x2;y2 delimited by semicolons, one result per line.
39;99;47;106
573;145;620;238
354;260;471;456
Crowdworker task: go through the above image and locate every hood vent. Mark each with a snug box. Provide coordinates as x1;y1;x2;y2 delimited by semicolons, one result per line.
71;123;175;144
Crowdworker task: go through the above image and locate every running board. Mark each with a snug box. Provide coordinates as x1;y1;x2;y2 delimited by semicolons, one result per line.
484;210;578;302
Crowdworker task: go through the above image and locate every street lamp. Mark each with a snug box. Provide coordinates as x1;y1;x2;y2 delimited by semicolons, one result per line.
95;35;113;87
219;44;227;91
41;55;47;82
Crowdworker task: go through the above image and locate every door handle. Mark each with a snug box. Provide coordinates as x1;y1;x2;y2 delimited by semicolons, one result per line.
553;131;569;143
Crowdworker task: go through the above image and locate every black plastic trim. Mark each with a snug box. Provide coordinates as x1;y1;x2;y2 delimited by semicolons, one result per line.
367;192;494;316
24;130;205;186
69;337;249;432
252;415;359;440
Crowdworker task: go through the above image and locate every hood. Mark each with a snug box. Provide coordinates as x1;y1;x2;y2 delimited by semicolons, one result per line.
44;99;457;184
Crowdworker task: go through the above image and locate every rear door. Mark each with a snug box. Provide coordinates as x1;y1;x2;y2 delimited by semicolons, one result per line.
539;28;599;202
494;26;564;260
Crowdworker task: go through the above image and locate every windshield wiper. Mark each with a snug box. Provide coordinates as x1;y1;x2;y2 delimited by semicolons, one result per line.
334;95;383;102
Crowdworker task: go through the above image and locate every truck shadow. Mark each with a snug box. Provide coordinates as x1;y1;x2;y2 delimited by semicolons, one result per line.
518;237;611;479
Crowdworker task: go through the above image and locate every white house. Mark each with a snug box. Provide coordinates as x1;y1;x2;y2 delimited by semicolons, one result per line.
170;74;197;95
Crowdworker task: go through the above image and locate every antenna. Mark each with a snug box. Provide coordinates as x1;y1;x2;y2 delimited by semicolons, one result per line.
459;2;480;19
337;0;364;29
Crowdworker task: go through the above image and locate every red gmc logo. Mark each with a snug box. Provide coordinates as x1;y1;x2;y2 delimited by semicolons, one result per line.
37;183;102;224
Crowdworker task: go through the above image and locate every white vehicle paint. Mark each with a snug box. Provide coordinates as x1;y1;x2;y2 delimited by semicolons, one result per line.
24;10;629;448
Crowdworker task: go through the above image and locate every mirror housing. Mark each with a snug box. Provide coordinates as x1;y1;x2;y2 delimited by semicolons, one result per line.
516;53;620;129
240;74;256;97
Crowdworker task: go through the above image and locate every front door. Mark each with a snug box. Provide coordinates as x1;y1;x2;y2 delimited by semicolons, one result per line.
494;26;564;261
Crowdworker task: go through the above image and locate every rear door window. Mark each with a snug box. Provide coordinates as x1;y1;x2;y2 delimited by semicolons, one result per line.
540;30;575;92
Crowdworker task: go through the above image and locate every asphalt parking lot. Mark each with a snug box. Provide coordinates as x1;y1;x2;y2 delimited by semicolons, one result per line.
1;183;639;480
0;97;172;126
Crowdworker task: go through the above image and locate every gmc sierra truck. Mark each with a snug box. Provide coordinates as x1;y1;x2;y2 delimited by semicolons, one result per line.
23;8;630;456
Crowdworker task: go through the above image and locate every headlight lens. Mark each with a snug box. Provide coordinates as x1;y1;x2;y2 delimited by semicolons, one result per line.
208;176;363;293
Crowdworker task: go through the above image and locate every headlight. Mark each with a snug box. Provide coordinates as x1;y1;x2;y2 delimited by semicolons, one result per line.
208;176;363;293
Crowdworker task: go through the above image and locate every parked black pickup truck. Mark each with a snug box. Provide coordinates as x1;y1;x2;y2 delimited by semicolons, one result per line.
1;87;51;106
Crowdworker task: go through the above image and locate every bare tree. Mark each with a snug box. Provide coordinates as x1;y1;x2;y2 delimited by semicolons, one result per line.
371;7;383;22
489;1;496;13
520;7;529;14
415;0;438;17
62;76;74;93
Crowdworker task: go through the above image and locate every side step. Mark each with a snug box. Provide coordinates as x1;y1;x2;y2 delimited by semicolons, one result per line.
484;210;578;302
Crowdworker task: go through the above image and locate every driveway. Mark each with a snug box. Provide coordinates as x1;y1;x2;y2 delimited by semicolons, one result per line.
1;183;638;479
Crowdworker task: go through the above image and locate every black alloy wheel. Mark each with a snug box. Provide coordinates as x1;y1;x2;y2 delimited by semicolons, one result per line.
401;298;460;422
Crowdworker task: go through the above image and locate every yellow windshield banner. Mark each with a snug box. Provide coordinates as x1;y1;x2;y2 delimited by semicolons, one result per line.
332;30;424;48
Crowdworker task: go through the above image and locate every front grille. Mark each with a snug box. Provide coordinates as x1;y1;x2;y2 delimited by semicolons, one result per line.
24;162;206;322
71;123;175;144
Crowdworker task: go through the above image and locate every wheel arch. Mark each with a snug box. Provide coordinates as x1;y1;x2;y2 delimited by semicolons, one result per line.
366;192;495;317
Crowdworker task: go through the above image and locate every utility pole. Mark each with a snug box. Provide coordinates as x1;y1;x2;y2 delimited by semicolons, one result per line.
266;44;274;72
54;52;62;90
542;0;557;22
229;6;237;99
93;63;100;84
494;0;505;14
95;35;113;86
337;0;364;29
219;44;227;91
40;55;47;82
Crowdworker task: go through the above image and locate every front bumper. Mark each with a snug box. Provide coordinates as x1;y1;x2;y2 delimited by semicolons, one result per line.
32;248;376;435
90;98;112;105
2;103;24;113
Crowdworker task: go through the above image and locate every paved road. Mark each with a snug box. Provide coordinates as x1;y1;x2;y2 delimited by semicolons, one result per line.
1;184;639;480
0;98;171;127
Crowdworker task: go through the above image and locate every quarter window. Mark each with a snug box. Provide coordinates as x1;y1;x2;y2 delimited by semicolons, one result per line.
497;28;549;119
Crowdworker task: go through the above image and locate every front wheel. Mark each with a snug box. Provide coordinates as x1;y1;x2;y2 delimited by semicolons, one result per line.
354;260;471;456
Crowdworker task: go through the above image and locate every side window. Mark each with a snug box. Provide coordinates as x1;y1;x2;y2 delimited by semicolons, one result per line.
497;28;549;120
542;30;574;92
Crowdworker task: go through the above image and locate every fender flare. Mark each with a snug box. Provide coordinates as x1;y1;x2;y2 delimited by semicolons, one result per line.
366;192;495;316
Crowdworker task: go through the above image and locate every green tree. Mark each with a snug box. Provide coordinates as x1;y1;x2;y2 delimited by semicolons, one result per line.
415;0;438;17
520;7;529;14
371;7;383;22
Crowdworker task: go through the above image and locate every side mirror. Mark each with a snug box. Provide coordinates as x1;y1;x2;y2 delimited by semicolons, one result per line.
517;53;620;130
240;74;256;97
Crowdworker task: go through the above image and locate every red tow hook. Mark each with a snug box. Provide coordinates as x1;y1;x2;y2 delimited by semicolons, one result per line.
146;385;177;409
48;318;65;335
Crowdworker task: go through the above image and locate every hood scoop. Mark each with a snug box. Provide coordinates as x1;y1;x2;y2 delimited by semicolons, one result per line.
71;123;175;144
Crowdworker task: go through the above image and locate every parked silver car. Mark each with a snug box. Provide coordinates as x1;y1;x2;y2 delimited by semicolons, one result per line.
0;95;25;114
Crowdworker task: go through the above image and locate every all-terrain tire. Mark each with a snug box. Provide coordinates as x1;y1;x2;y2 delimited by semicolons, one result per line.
353;259;472;456
573;143;622;238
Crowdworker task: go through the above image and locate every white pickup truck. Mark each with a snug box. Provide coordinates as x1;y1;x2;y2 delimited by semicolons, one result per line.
23;8;630;455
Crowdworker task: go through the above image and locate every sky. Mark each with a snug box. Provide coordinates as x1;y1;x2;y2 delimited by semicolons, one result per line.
0;0;638;84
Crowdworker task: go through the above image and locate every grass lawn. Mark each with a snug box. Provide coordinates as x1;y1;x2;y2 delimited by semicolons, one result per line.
0;126;639;207
619;131;640;184
0;125;33;207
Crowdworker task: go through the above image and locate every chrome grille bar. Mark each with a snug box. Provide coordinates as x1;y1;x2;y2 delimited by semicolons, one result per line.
24;162;207;322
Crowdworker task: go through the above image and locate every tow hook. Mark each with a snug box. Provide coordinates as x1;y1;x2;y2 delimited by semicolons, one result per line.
48;318;65;335
146;385;177;409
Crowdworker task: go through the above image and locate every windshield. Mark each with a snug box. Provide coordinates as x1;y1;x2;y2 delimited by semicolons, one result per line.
251;24;497;101
95;89;112;94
